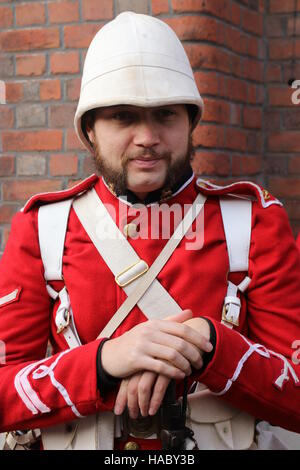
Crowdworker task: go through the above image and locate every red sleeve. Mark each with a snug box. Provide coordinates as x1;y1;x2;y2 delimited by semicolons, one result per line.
197;202;300;433
0;210;114;432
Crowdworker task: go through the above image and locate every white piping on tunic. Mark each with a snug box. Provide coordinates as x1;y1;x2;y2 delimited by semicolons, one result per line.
196;178;283;209
15;350;83;418
15;359;52;415
212;336;299;396
32;350;83;418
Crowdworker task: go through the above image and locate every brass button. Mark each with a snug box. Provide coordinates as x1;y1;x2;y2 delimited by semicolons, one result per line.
123;223;138;238
124;441;140;450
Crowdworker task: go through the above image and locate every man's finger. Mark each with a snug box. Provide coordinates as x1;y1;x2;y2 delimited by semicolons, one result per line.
148;375;170;416
164;309;193;323
114;379;129;415
137;371;157;416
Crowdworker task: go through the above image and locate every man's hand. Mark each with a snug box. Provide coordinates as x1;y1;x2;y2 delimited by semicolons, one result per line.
110;312;213;419
101;310;213;380
114;371;170;419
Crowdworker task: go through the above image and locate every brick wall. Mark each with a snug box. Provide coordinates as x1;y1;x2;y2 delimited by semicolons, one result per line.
265;0;300;237
0;0;299;255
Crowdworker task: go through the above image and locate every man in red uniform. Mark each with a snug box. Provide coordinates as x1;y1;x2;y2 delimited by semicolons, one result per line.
0;12;299;451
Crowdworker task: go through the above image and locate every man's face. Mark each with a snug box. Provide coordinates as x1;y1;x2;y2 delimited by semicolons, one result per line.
86;104;192;200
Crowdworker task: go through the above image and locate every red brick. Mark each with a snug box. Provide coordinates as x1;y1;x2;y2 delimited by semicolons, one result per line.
248;37;260;58
193;124;225;148
227;78;247;103
185;44;231;72
268;86;295;106
226;26;247;55
0;6;13;28
268;177;300;198
283;64;300;82
152;0;169;15
50;51;80;74
229;103;242;126
192;152;230;176
285;200;300;219
287;17;300;36
230;54;243;78
82;0;113;20
0;156;15;176
66;77;81;101
232;154;262;175
247;131;262;153
165;16;222;43
40;79;61;101
0;28;60;52
241;9;263;36
172;0;230;20
2;227;11;251
268;132;300;152
5;82;23;103
49;154;78;176
265;63;282;82
283;109;300;129
83;155;96;176
16;2;45;26
195;71;219;96
48;0;79;23
202;98;231;124
243;107;263;129
225;128;247;151
3;179;62;202
247;83;257;104
0;107;14;128
231;2;241;26
16;54;46;76
243;58;264;82
0;204;20;224
2;131;63;152
64;23;103;48
266;16;285;37
269;0;300;13
289;156;300;173
266;154;287;174
172;0;201;12
66;129;86;150
269;38;300;60
49;104;77;128
264;110;281;130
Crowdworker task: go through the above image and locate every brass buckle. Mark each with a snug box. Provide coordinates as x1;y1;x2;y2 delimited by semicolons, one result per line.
56;310;70;334
222;305;239;327
122;410;160;439
115;260;149;287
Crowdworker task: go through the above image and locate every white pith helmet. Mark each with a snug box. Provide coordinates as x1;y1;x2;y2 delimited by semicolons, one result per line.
74;11;204;152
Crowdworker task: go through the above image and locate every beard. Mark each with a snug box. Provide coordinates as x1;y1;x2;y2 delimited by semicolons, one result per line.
92;134;195;198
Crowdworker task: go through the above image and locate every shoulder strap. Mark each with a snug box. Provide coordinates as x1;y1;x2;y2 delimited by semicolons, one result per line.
38;199;73;281
38;199;81;348
219;197;252;328
219;197;252;272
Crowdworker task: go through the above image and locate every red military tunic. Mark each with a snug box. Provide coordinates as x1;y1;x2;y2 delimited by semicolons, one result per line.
0;174;299;447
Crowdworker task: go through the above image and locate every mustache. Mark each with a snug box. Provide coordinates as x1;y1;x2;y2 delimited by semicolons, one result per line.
122;149;172;164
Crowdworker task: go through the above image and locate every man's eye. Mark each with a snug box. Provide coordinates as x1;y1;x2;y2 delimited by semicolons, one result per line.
156;109;176;120
112;111;135;122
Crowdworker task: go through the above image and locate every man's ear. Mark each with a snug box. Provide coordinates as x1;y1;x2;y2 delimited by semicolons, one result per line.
86;126;95;144
82;110;95;144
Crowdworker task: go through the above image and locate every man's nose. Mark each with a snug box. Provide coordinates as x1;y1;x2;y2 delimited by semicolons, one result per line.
133;119;160;148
